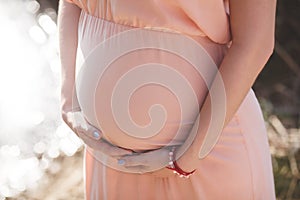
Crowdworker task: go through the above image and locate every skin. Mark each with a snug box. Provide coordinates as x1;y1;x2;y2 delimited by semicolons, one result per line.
58;0;133;159
119;0;277;175
59;0;276;177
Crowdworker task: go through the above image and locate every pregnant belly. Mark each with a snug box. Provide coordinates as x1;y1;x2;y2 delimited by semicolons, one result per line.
76;26;225;151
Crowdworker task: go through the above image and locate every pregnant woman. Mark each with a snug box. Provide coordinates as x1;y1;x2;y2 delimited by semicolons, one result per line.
58;0;277;199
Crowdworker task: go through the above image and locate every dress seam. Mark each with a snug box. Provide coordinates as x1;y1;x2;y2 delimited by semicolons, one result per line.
80;10;187;35
81;10;138;30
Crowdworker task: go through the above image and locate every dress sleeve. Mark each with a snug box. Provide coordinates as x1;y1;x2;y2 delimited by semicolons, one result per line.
58;0;82;113
63;0;89;12
176;0;231;44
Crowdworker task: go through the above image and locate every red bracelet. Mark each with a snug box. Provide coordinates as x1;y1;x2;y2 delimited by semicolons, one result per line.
166;147;196;178
174;160;196;177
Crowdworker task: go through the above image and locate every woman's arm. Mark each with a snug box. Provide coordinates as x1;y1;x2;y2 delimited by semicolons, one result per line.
58;1;133;158
176;0;276;172
95;0;276;177
58;0;81;117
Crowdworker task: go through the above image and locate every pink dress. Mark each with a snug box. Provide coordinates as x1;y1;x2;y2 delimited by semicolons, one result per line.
67;0;276;199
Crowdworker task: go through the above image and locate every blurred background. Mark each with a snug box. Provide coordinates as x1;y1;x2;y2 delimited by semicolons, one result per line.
0;0;299;199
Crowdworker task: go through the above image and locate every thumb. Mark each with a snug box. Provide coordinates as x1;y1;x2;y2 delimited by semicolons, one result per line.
75;123;102;140
83;123;102;140
69;111;102;140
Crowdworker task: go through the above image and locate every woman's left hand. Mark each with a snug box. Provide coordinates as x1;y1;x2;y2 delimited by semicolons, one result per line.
118;146;177;177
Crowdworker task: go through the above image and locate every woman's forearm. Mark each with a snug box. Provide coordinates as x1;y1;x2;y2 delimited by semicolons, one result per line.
176;42;274;171
176;0;276;172
58;0;81;113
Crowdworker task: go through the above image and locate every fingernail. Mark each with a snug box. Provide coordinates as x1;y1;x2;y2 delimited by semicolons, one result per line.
118;159;125;165
92;131;100;139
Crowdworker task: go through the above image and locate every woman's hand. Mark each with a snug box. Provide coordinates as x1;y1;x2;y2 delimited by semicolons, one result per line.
59;0;132;164
62;110;133;158
118;146;178;177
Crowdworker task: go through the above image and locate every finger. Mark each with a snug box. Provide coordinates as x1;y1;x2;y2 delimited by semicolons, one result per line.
118;154;148;167
81;123;102;140
100;141;133;157
63;111;85;136
62;111;79;136
77;131;102;148
70;112;102;140
77;133;133;157
119;148;172;168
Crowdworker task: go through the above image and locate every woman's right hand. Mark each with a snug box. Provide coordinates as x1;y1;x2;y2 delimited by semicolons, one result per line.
61;110;133;158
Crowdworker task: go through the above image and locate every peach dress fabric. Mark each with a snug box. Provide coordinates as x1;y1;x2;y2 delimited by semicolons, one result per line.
66;0;276;199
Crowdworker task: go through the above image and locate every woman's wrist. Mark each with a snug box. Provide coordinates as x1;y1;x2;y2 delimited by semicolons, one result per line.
63;106;81;113
177;145;200;172
166;146;196;178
